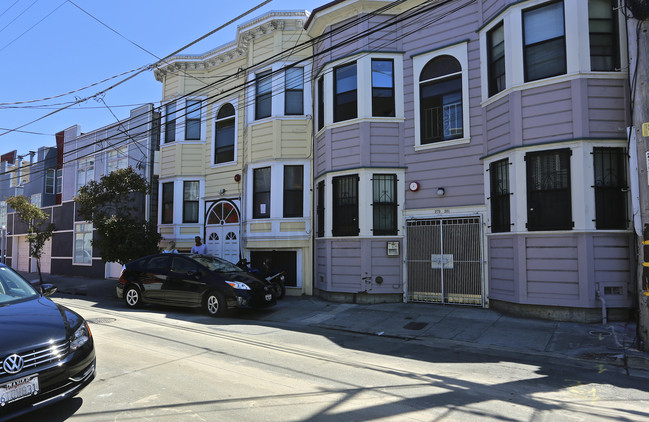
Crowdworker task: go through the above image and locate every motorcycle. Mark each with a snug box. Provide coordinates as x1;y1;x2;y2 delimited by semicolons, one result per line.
236;258;286;299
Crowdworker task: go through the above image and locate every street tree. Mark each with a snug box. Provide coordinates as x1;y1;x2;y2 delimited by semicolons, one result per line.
7;195;55;283
74;167;161;265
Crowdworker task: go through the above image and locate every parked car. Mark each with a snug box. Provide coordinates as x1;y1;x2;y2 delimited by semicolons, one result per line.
116;253;276;316
0;264;96;421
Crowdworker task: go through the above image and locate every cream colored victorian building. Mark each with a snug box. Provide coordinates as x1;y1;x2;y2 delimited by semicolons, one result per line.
154;11;313;296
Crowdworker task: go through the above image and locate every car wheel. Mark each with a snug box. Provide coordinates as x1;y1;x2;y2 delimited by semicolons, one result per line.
272;281;285;299
124;285;142;308
204;290;227;317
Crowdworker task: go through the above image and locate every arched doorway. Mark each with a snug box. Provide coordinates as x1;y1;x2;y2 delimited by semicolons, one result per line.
205;201;240;263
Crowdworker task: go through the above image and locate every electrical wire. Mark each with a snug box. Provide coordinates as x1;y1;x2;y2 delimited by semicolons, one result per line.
0;0;66;53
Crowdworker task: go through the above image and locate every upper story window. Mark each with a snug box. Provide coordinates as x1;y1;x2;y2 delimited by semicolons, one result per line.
316;180;325;237
161;182;173;224
283;165;303;218
334;62;357;122
253;167;271;219
183;181;199;223
419;55;463;144
523;1;566;82
526;148;572;231
589;0;619;71
487;22;506;96
255;70;272;120
372;174;397;235
285;67;304;115
45;168;62;195
107;146;128;174
317;77;324;132
0;201;6;228
76;156;94;193
332;174;359;236
185;100;202;140
371;59;395;117
593;147;627;229
489;159;511;233
165;103;176;143
214;103;235;165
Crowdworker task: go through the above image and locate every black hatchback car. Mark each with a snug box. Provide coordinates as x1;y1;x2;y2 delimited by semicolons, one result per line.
0;264;95;421
117;253;276;316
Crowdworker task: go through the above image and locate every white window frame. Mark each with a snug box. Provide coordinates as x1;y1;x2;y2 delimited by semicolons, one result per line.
76;156;95;194
211;98;238;168
316;53;404;130
107;145;128;174
413;42;470;150
162;100;177;144
158;178;205;225
45;168;55;194
184;98;204;141
73;222;93;265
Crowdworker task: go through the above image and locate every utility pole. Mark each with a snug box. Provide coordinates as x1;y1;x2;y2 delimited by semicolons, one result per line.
627;0;649;352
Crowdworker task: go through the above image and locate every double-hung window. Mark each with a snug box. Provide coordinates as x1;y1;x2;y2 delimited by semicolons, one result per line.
161;182;174;224
371;59;395;117
593;147;627;229
332;175;359;236
107;146;127;174
372;174;397;235
487;22;506;96
45;168;56;194
76;157;94;193
74;223;93;264
316;180;325;237
283;165;303;218
334;62;357;122
253;167;271;219
183;181;199;223
523;1;566;82
185;100;202;140
214;103;235;164
255;70;272;120
589;0;619;71
165;103;176;143
526;148;572;231
285;67;304;115
419;55;463;143
489;159;511;233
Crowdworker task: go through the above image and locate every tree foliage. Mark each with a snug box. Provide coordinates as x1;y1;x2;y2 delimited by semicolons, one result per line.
75;167;161;265
7;195;55;283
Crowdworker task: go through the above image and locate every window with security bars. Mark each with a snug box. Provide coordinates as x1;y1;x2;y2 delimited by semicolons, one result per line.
489;159;511;233
372;174;397;235
316;180;325;237
332;175;359;236
593;147;627;229
589;0;619;71
526;148;572;231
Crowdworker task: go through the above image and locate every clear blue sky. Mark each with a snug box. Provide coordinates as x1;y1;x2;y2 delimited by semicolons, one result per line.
0;0;324;158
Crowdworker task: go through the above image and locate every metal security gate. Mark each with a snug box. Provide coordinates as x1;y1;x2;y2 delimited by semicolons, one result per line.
406;216;483;306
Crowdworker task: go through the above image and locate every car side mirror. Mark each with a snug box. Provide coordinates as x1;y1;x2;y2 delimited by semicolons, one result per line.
187;270;200;280
41;283;57;296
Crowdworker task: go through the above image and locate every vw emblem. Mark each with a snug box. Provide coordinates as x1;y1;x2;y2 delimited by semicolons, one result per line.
3;354;24;374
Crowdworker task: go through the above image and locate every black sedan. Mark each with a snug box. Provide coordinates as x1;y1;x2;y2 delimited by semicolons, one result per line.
117;253;276;316
0;264;96;421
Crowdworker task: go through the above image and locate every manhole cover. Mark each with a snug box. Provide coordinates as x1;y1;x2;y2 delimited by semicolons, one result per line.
403;322;428;331
86;318;116;324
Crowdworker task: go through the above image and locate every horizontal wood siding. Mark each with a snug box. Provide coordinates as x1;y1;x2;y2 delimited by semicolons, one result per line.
488;235;515;300
331;125;361;170
588;78;627;139
253;35;276;63
482;0;508;22
331;239;362;291
280;120;311;158
315;131;330;178
592;234;633;307
526;236;579;301
521;82;573;144
369;123;402;167
179;144;205;175
370;240;402;293
485;97;511;154
315;240;328;290
250;122;274;162
366;14;400;51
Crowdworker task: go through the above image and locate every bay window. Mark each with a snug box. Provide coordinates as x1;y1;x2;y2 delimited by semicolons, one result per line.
523;1;566;82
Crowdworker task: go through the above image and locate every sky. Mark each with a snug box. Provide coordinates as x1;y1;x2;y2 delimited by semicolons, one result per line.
0;0;324;159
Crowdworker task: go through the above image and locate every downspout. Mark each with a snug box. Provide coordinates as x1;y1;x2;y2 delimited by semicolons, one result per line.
596;283;608;325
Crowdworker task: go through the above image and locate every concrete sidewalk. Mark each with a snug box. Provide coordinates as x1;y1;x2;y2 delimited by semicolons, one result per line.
21;271;649;374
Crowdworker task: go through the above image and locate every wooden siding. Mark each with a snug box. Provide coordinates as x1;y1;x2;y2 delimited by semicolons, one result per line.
250;122;275;162
593;234;633;307
521;82;573;144
370;240;403;293
588;78;628;138
252;35;275;63
488;235;515;299
280;120;312;158
369;123;403;167
330;239;362;291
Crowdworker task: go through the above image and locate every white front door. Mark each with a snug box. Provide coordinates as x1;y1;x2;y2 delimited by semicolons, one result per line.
205;201;240;263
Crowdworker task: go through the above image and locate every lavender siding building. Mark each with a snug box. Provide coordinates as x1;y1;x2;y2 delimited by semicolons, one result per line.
307;0;632;321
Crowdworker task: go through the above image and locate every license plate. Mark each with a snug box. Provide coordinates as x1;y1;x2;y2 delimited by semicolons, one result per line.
265;294;272;301
0;374;39;406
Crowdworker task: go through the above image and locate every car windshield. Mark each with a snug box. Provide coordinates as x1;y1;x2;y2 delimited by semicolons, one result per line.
0;267;39;305
190;255;244;273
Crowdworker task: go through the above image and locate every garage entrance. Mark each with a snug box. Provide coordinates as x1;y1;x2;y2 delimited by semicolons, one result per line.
406;216;484;306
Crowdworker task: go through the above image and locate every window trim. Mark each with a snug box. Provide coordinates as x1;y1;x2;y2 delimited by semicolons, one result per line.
213;101;237;166
284;67;304;115
255;70;273;120
107;146;128;174
593;146;627;229
487;21;506;97
371;58;395;117
164;102;176;144
489;158;511;233
73;222;93;266
45;168;55;194
76;156;95;194
588;0;620;72
522;0;567;83
372;174;398;235
413;42;470;149
332;174;359;236
283;165;304;218
182;180;200;224
253;166;271;219
161;182;174;225
185;99;202;141
333;62;358;123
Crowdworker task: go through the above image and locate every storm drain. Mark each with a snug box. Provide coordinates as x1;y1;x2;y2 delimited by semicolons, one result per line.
86;318;117;324
403;322;428;331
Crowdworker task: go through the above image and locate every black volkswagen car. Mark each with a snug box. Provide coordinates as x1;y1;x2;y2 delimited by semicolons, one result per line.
0;264;95;421
117;253;276;316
